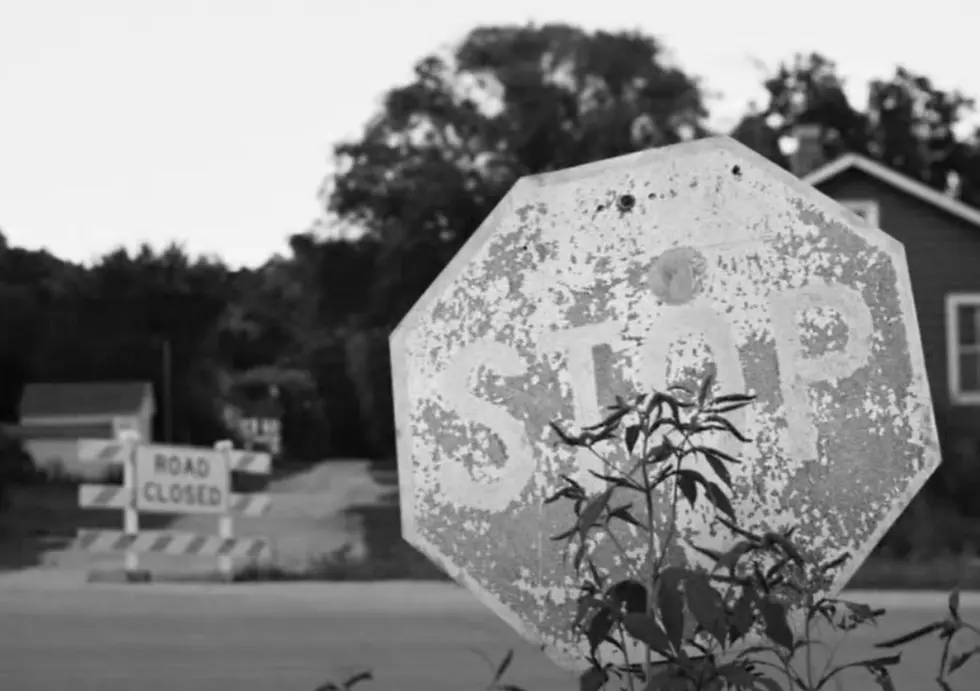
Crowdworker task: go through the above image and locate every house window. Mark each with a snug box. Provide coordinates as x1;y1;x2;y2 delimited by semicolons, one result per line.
840;200;880;227
947;294;980;405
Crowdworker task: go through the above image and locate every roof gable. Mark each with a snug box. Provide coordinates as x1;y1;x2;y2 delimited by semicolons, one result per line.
20;381;153;419
803;154;980;229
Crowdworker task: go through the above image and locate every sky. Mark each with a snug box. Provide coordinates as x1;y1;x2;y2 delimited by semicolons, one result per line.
0;0;978;269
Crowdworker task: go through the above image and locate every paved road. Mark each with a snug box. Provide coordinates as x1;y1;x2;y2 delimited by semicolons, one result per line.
0;577;977;691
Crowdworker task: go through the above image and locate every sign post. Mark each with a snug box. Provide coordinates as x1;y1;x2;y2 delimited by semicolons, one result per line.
391;136;942;670
214;440;235;581
119;429;141;578
76;437;273;580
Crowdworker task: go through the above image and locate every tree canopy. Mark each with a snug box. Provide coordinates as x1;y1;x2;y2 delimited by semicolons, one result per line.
732;52;980;202
324;23;710;329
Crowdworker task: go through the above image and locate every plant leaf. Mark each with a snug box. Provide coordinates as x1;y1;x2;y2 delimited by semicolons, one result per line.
550;421;585;446
578;488;615;539
729;588;756;644
607;579;648;613
674;470;699;508
643;442;675;466
578;666;607;691
762;532;806;566
625;425;641;454
570;539;590;571
705;481;736;520
492;649;514;684
684;573;727;648
709;400;757;414
716;541;755;574
702;414;752;443
588;470;643;491
949;588;961;621
572;596;606;631
689;543;722;562
586;608;614;655
622;613;672;655
875;621;945;648
583;406;631;431
761;600;794;650
819;553;850;573
948;645;980;674
712;393;756;406
608;504;646;530
816;654;901;690
701;449;734;489
658;571;686;650
551;526;577;541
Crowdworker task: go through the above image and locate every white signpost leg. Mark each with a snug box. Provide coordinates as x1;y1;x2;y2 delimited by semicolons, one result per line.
119;430;141;579
218;515;233;581
215;439;234;581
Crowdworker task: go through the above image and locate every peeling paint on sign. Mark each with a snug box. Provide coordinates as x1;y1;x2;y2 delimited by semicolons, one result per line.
390;136;941;672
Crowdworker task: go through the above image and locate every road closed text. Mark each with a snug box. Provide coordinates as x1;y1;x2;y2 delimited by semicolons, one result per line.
135;445;230;515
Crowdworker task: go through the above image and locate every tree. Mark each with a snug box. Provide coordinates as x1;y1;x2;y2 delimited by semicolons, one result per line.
309;24;713;459
31;243;236;446
867;66;975;195
0;236;79;421
322;23;710;329
733;52;980;205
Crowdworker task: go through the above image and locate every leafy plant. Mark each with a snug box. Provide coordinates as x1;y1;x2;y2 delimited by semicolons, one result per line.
310;371;980;691
541;374;977;690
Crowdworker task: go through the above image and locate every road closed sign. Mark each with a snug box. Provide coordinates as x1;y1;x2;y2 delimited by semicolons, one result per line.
135;444;230;515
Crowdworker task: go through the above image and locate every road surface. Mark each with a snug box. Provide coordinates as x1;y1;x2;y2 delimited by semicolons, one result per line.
0;576;977;691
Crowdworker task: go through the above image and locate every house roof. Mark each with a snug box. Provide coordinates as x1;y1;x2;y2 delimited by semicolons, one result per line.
803;153;980;230
3;421;116;440
20;381;153;419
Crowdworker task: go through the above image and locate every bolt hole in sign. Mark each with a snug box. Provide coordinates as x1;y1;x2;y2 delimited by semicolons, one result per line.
391;136;941;671
135;445;229;515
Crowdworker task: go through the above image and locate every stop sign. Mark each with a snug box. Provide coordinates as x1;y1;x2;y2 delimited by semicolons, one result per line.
390;136;941;670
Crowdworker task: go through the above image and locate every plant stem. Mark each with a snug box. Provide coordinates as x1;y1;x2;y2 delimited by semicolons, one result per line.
619;630;637;691
640;406;655;685
603;526;635;574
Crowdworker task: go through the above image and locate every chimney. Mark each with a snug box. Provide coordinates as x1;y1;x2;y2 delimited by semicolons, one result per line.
788;123;825;177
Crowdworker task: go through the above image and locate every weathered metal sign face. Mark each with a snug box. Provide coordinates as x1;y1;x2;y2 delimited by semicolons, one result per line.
390;136;940;670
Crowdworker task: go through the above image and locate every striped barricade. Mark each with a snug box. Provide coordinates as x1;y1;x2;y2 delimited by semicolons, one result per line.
73;435;273;580
75;530;269;560
78;485;273;517
77;439;132;465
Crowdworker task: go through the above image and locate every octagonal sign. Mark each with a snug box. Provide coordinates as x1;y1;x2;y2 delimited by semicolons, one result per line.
391;136;940;670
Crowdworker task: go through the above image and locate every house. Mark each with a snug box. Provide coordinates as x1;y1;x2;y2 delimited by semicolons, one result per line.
6;381;155;479
789;125;980;450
